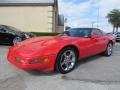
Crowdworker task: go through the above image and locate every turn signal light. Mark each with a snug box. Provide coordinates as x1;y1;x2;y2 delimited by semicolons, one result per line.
30;58;49;64
15;57;25;63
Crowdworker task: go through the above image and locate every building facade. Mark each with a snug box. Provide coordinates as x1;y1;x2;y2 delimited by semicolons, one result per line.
0;0;64;33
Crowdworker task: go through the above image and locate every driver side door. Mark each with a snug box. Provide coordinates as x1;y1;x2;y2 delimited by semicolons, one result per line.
78;37;98;58
91;29;107;54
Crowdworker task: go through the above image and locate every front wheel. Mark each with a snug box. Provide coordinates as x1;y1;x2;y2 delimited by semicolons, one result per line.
103;42;113;56
55;47;77;74
13;37;22;45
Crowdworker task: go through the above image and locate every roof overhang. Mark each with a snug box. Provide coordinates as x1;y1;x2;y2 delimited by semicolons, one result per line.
0;0;55;6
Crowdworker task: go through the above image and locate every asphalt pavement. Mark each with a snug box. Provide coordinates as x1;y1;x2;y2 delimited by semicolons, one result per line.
0;43;120;90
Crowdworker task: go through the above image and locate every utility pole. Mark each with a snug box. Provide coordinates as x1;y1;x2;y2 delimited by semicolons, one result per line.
92;21;95;28
64;18;67;31
97;6;100;28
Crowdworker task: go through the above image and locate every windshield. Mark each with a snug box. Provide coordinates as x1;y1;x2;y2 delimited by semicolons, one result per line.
0;25;22;33
5;25;22;32
63;28;92;38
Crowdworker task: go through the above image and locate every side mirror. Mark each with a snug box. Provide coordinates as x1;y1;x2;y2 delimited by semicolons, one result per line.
91;34;99;39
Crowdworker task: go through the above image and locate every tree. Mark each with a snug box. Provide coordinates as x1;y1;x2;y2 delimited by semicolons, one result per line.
107;9;120;33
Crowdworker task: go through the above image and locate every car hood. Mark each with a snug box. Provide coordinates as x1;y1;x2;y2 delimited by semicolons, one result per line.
11;36;72;57
11;36;84;58
15;36;67;47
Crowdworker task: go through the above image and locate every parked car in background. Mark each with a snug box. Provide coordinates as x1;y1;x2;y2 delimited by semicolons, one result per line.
115;32;120;41
107;32;120;42
0;25;36;45
106;32;117;38
7;28;116;74
25;32;36;37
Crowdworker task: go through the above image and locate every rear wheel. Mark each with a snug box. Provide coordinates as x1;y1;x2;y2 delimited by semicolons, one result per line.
103;42;113;56
55;47;78;74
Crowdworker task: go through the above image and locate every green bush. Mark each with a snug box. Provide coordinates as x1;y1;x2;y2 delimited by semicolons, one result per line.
31;32;59;36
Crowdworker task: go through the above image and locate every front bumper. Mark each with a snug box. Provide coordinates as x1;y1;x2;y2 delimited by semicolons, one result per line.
116;37;120;41
7;48;57;72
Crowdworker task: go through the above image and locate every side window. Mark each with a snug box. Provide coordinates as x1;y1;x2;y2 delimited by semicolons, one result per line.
0;28;7;33
92;29;103;36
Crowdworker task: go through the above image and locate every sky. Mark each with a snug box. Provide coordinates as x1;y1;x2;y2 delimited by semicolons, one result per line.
58;0;120;32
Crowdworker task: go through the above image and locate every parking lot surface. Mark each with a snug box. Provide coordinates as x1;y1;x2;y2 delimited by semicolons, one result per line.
0;43;120;90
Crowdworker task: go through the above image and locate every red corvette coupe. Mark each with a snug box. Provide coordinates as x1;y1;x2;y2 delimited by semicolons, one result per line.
7;28;116;74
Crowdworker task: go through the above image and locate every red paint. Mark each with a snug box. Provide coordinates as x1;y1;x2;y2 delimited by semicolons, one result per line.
7;34;116;72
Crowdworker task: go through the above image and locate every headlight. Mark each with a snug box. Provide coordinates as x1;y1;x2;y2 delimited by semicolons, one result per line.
30;58;48;64
15;57;25;63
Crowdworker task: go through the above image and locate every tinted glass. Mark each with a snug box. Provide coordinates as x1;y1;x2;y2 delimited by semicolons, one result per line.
117;32;120;34
0;28;6;33
92;29;103;36
4;26;21;32
64;28;92;38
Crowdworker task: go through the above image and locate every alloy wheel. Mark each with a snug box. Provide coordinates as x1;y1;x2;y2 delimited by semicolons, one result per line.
60;50;76;72
107;43;113;56
13;37;22;45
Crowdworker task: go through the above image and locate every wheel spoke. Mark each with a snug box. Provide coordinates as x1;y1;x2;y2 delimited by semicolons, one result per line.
61;60;66;66
69;51;72;57
65;62;69;71
63;52;67;57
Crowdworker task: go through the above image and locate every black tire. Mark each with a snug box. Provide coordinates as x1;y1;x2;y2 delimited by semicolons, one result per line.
103;42;113;56
13;37;22;45
55;47;78;74
116;40;119;42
